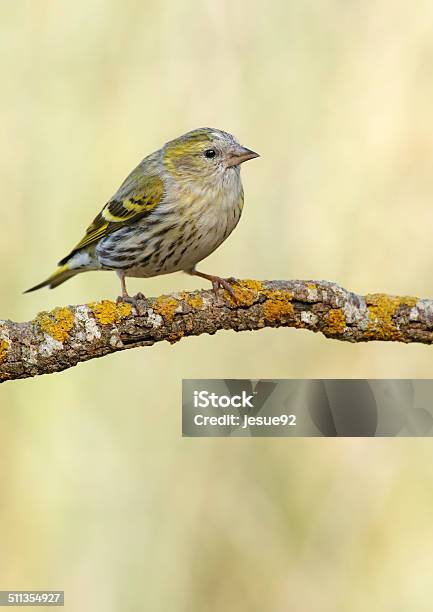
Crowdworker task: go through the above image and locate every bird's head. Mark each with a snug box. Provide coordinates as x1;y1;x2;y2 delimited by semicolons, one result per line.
163;128;259;183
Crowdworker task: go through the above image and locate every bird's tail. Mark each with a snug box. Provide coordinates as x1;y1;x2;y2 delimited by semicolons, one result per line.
24;263;80;293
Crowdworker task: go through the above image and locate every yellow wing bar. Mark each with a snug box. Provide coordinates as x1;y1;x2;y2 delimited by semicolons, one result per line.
58;174;164;265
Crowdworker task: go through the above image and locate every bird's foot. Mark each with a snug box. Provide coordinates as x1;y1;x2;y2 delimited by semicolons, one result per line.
185;268;240;301
116;292;147;308
224;276;240;286
209;276;238;300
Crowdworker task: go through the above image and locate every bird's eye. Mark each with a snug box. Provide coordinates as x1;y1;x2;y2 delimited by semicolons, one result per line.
204;149;216;159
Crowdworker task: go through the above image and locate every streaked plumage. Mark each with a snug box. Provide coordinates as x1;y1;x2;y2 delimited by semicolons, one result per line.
26;128;259;301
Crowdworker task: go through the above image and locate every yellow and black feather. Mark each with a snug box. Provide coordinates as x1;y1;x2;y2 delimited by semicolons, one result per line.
58;174;164;265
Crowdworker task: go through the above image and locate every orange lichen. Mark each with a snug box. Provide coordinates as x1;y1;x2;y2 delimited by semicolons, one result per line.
365;293;418;341
238;279;263;292
153;296;178;322
262;287;293;301
224;279;264;306
36;307;75;343
0;339;9;364
89;300;132;325
263;291;295;324
167;330;184;344
324;308;346;335
180;292;204;310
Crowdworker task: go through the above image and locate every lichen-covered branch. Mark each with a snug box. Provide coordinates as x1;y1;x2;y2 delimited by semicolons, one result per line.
1;279;432;383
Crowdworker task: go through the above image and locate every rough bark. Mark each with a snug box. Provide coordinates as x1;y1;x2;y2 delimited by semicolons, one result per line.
1;279;432;383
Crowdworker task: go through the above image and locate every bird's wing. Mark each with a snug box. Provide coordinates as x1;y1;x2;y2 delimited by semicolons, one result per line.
58;172;164;265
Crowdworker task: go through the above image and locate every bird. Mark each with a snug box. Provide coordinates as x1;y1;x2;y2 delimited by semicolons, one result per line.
25;127;259;304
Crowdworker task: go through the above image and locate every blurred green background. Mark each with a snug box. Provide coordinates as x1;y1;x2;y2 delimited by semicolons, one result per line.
2;1;433;610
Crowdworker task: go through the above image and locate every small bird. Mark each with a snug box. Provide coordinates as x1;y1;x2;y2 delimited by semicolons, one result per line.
26;128;259;303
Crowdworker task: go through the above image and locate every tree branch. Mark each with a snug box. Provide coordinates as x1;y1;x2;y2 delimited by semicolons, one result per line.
1;279;432;382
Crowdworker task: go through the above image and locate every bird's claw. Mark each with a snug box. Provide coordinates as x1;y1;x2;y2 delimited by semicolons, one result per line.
224;277;240;286
134;292;146;301
211;276;238;300
116;292;147;308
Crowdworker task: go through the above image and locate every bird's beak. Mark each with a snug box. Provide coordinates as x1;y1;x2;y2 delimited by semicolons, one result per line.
227;146;260;167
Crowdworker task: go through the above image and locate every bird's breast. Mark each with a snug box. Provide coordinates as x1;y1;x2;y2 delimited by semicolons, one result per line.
172;172;244;244
96;172;244;276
